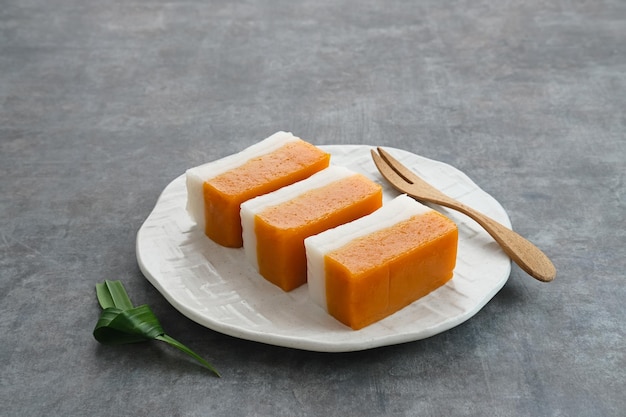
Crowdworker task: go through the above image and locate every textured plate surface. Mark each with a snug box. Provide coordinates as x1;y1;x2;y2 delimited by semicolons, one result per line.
136;145;511;352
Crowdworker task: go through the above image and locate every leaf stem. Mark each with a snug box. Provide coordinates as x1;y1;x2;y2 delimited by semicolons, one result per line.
156;334;221;377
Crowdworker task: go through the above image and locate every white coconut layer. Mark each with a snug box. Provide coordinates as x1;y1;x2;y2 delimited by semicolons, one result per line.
240;166;357;272
185;131;299;231
304;194;432;311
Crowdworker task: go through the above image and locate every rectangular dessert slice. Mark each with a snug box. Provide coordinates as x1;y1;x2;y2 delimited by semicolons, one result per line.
240;166;383;291
185;131;330;247
305;194;458;330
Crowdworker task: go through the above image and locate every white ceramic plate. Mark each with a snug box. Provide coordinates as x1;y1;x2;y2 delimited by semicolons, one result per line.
136;145;511;352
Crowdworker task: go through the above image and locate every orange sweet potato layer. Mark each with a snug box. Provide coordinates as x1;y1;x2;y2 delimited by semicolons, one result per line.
202;141;330;247
254;174;383;291
324;210;458;330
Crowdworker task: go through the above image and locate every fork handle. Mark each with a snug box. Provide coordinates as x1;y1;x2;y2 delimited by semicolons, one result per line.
429;197;556;282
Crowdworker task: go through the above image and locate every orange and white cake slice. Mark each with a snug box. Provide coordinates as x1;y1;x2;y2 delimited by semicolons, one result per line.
185;131;330;247
240;166;383;292
305;194;458;330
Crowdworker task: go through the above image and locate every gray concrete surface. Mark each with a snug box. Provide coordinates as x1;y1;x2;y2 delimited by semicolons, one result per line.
1;1;624;416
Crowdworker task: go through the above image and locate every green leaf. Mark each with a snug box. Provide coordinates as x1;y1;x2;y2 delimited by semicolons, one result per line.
93;308;150;345
95;282;116;309
94;280;220;376
93;305;164;344
96;280;134;310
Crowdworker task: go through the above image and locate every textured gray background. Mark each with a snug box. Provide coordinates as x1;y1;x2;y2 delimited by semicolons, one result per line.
1;1;624;416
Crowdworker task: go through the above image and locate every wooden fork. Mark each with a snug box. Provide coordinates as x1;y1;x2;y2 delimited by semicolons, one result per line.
371;147;556;282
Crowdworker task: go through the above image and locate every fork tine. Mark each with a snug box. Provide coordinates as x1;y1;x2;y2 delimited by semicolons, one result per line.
376;147;422;185
370;148;413;193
